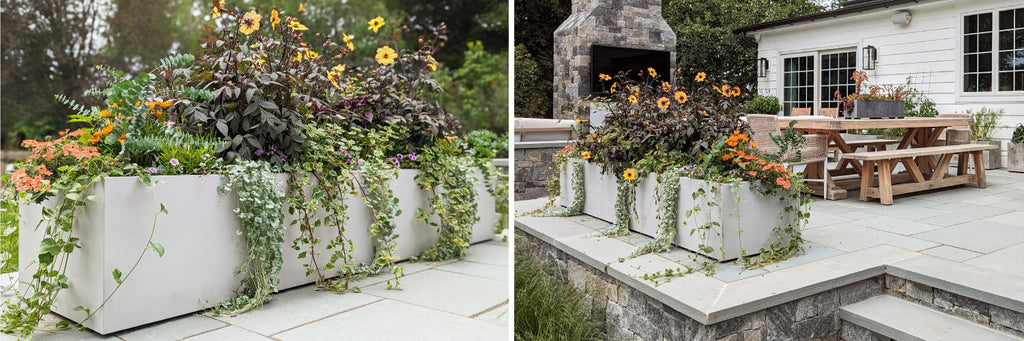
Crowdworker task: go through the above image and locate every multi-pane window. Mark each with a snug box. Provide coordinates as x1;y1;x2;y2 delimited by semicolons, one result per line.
820;52;857;108
964;12;993;92
997;8;1024;91
783;56;814;116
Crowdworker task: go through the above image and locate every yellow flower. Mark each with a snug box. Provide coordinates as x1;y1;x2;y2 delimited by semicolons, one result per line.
582;151;592;159
293;52;303;62
662;81;671;92
426;55;438;71
695;72;706;82
375;46;397;65
212;0;223;18
289;20;308;31
623;168;637;181
647;67;657;77
599;73;611;81
628;95;638;104
270;9;280;29
610;82;618;93
298;3;306;14
657;97;670;109
368;16;385;33
304;49;319;60
343;33;354;50
239;10;261;35
731;87;741;97
327;70;341;89
212;6;221;18
674;91;688;104
99;109;112;117
333;64;345;73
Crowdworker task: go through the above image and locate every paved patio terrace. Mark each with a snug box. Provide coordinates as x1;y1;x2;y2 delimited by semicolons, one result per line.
514;169;1024;337
0;236;509;341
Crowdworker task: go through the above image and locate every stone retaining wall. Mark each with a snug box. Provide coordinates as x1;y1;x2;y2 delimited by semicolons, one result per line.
514;146;561;200
883;275;1024;338
516;230;885;341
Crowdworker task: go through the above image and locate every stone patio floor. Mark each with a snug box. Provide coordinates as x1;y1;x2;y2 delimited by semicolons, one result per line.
0;237;509;341
514;168;1024;325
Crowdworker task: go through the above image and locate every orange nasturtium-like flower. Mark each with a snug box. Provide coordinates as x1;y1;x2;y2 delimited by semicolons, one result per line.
239;10;261;35
657;97;670;109
375;46;397;65
581;151;592;160
674;91;688;104
368;16;385;33
599;73;612;81
343;33;354;50
695;72;706;82
270;9;281;29
622;168;637;181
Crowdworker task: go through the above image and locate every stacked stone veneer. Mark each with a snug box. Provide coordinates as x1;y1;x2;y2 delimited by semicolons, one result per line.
514;147;562;200
552;0;676;118
516;230;1024;340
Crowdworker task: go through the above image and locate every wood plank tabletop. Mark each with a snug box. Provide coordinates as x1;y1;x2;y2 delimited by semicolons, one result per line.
777;117;971;130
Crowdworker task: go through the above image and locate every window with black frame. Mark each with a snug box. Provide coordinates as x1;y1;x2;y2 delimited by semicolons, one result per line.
820;51;857;109
997;7;1024;91
783;56;814;116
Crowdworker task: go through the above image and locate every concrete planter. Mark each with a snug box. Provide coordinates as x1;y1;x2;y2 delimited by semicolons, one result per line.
978;140;1002;169
1007;143;1024;173
850;100;904;119
19;171;496;334
560;161;795;260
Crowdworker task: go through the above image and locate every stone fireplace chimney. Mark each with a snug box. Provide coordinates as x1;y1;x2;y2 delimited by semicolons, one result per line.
552;0;677;118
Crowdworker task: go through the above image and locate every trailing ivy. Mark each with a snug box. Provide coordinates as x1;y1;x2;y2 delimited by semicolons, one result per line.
601;177;634;237
631;167;684;257
211;160;286;315
350;162;403;289
415;139;480;261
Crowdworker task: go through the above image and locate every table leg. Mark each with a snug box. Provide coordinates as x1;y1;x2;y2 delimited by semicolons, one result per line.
974;151;987;188
860;160;875;202
878;159;893;205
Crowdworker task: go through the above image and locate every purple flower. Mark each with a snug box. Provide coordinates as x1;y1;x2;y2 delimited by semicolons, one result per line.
146;167;158;174
357;159;364;165
343;151;352;158
396;153;404;160
280;156;287;163
409;153;418;161
169;158;179;166
255;149;265;157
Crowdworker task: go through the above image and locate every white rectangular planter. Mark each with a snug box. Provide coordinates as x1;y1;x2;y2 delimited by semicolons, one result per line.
19;170;497;334
560;161;795;260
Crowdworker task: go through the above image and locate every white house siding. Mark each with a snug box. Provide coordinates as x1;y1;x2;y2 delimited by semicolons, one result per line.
750;0;1023;142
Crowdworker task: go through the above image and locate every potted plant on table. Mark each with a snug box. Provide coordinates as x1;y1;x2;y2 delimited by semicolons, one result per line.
540;69;809;270
1008;124;1024;173
969;107;1004;169
835;71;907;119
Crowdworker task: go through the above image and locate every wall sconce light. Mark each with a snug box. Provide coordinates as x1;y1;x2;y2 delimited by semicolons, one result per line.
757;57;769;78
862;45;877;70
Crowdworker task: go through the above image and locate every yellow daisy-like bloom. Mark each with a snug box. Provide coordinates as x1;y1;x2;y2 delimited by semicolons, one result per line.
368;16;385;33
270;9;280;29
239;10;261;35
648;67;657;77
630;86;639;95
695;72;706;82
623;168;637;181
333;64;345;73
610;82;618;93
304;49;319;60
298;3;306;14
426;55;438;71
289;20;308;31
674;91;688;104
662;81;671;92
582;151;592;160
731;87;741;97
375;46;397;65
657;97;670;109
327;70;341;89
599;73;611;81
343;33;354;50
628;95;638;104
212;6;221;18
293;52;303;62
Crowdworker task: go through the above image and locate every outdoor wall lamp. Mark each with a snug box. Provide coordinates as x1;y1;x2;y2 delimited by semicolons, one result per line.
757;57;769;78
862;45;877;70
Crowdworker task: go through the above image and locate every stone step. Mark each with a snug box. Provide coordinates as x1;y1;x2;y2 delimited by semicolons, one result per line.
839;295;1021;341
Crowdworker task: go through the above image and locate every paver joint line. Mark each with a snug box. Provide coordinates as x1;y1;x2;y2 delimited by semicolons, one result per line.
179;323;231;340
268;297;385;337
468;299;509;319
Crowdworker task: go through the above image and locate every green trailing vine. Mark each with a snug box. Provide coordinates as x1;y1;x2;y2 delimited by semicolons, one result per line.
415;139;480;261
210;160;286;315
639;267;693;287
350;163;403;289
631;167;684;257
601;176;635;237
475;160;510;235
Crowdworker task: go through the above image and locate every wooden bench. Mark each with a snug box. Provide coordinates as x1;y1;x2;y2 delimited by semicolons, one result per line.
843;144;997;205
830;138;900;166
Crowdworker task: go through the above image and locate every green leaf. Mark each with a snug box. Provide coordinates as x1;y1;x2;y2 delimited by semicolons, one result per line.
56;320;69;328
65;193;80;201
148;242;165;257
85;195;102;203
159;203;169;215
112;268;123;284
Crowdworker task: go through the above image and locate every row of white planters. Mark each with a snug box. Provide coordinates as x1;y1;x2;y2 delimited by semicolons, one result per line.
19;169;498;334
560;161;795;261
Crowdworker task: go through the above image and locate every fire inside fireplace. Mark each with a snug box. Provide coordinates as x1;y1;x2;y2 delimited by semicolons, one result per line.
591;45;671;95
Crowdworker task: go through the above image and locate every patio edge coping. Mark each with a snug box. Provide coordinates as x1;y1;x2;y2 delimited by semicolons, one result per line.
514;203;1024;325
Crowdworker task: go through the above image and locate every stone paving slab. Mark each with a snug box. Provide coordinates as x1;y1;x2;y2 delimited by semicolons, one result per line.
920;245;984;262
887;255;1024;313
182;326;271;341
359;268;508;317
273;299;507;341
913;220;1024;253
964;244;1024;277
118;315;226;341
208;288;381;336
802;222;939;252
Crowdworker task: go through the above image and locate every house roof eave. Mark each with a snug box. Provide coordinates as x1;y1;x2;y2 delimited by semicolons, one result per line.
733;0;927;35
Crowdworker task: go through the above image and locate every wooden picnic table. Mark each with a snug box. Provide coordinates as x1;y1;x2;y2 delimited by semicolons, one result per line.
777;116;972;200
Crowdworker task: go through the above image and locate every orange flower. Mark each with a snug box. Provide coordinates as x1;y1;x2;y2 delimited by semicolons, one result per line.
731;87;741;97
749;171;757;176
599;74;612;81
722;154;730;161
751;142;758;148
118;134;126;143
